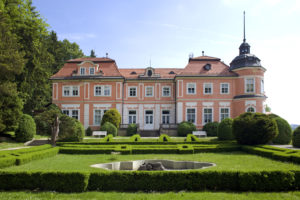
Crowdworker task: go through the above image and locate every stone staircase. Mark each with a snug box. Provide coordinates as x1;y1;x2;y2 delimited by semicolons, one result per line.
26;139;50;146
139;130;160;137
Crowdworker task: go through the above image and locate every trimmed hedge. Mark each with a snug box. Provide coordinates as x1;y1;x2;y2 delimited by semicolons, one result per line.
15;114;36;142
177;121;196;137
218;118;234;140
0;171;89;192
177;145;194;154
158;134;171;142
0;155;16;169
101;108;121;128
59;115;84;142
88;170;300;191
15;147;59;165
85;127;93;136
293;126;300;147
270;115;292;144
100;122;117;137
102;134;114;142
130;134;141;142
186;134;200;142
126;124;137;136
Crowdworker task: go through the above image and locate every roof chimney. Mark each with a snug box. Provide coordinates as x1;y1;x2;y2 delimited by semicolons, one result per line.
106;53;108;58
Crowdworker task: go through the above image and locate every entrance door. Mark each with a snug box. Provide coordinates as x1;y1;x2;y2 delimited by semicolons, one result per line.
144;110;154;130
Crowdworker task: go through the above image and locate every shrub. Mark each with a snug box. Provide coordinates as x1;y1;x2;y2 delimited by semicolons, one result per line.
126;124;137;136
101;109;121;128
218;118;234;140
130;134;141;142
186;134;199;142
58;115;84;142
158;134;171;142
85;127;93;136
15;114;36;142
102;134;114;142
292;126;300;147
233;112;278;145
34;104;61;136
100;122;117;137
177;121;196;137
269;115;292;144
203;121;219;137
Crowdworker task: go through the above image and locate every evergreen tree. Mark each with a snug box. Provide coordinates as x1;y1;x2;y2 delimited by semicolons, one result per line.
90;49;96;57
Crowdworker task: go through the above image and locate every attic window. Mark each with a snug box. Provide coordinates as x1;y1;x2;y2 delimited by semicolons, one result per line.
204;64;211;71
147;69;152;77
130;71;137;75
169;71;175;74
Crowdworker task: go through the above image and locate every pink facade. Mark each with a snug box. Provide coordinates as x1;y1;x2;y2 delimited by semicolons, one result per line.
51;40;266;131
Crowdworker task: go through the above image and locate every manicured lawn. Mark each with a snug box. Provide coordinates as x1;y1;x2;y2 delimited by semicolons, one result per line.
3;151;300;172
0;191;299;200
0;142;25;150
83;137;219;143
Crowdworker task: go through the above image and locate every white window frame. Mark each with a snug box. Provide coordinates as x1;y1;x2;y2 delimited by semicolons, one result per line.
186;108;196;124
89;67;95;75
145;86;154;97
80;67;85;75
219;107;230;121
220;83;230;94
162;86;171;97
203;83;213;94
128;110;137;124
128;86;137;97
261;79;264;94
162;110;170;124
94;85;111;97
245;77;255;93
246;106;256;113
186;82;196;95
202;107;213;125
62;109;80;120
93;109;108;125
62;86;80;97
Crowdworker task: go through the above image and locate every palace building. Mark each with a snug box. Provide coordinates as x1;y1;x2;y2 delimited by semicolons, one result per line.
50;34;266;133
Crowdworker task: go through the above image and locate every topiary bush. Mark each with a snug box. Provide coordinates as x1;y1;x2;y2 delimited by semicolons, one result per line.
203;121;219;137
100;122;117;137
177;121;196;137
292;126;300;147
15;114;36;142
269;114;292;144
85;127;93;136
130;134;141;142
58;115;84;142
158;134;171;142
233;112;278;145
101;109;121;128
218;118;234;140
126;124;137;136
185;134;199;142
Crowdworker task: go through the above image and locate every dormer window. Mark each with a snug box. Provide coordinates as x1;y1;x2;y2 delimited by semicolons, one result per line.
169;71;175;74
89;67;95;75
204;64;211;71
147;69;152;77
130;71;137;75
80;67;85;75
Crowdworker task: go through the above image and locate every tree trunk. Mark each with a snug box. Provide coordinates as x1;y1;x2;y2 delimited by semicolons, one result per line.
51;116;60;146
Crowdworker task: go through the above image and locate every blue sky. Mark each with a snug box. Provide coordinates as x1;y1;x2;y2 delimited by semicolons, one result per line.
34;0;300;124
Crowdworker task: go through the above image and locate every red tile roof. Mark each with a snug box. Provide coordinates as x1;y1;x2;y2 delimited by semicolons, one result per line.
51;58;122;79
119;68;183;79
179;56;237;77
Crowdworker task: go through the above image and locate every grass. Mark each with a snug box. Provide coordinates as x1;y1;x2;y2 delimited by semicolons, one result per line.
0;191;299;200
0;141;25;150
3;151;300;172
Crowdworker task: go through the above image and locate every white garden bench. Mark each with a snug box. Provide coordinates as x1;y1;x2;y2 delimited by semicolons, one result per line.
92;131;107;137
192;131;207;137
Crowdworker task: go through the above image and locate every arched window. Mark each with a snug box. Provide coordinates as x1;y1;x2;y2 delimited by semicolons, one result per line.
246;106;255;113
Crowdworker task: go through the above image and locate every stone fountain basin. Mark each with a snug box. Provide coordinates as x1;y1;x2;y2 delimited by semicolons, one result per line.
90;159;216;171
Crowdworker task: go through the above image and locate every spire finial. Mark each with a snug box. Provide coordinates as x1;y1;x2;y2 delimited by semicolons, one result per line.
243;11;246;42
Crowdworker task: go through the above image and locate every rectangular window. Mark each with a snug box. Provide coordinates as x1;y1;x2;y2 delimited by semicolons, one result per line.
80;67;85;75
245;78;255;93
89;67;95;75
145;110;153;124
63;86;70;96
62;109;79;120
187;83;196;94
220;83;229;94
162;110;170;124
62;110;69;116
220;108;230;121
94;85;111;96
72;110;79;120
204;83;213;94
162;86;171;97
128;110;137;124
187;108;196;123
261;79;264;94
203;108;213;124
94;110;102;125
63;86;79;97
129;87;137;97
145;86;153;97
